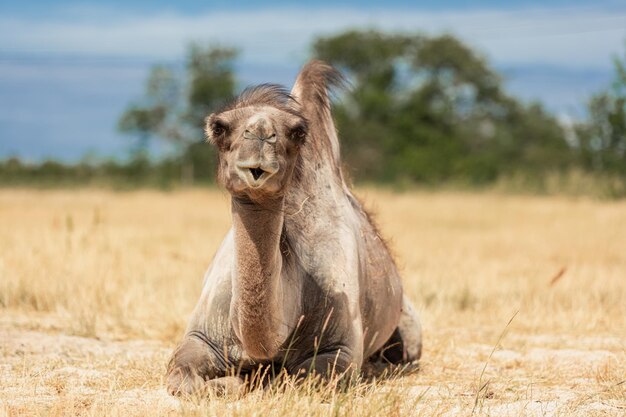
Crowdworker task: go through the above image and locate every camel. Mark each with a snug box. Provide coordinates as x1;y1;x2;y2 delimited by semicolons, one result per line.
166;60;422;396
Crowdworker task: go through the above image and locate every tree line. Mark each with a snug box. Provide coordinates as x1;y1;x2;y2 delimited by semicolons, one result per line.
2;30;625;196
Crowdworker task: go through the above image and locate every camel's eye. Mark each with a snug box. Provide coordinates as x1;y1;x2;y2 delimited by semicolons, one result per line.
212;122;227;137
289;123;307;143
205;116;230;149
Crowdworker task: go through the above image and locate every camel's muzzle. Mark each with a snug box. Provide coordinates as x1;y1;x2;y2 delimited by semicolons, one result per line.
235;160;278;188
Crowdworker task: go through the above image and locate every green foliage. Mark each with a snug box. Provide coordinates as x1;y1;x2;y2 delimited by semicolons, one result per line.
117;66;179;155
576;44;626;175
314;30;573;185
186;45;238;131
0;155;215;189
117;105;167;154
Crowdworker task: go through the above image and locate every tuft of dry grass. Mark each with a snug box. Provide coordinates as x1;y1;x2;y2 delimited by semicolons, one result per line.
1;188;625;416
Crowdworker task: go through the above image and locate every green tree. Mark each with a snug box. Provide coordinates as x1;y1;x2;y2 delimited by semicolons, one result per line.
118;44;238;183
313;30;572;184
578;43;626;174
117;66;177;156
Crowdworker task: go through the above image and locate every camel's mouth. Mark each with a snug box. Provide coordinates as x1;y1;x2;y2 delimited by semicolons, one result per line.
249;167;265;181
235;162;278;188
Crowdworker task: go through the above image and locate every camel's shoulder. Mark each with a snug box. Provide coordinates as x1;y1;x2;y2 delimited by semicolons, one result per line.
202;228;235;288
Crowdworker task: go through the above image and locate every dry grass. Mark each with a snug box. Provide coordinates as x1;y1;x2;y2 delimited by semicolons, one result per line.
1;188;625;416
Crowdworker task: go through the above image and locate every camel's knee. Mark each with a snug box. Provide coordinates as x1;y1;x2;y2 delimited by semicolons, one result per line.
165;334;228;396
166;365;206;397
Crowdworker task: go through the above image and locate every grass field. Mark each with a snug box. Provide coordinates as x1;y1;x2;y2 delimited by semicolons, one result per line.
1;188;625;416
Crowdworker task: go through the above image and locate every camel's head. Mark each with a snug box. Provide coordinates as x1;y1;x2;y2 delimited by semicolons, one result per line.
206;84;307;201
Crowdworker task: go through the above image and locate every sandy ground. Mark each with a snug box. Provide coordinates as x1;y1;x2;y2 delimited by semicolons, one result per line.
1;317;178;415
2;313;623;416
1;189;625;416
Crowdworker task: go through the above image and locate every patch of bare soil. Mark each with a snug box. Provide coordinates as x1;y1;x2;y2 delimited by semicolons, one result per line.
0;322;180;416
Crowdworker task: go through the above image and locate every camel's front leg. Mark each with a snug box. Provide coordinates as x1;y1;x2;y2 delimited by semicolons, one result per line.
166;334;241;397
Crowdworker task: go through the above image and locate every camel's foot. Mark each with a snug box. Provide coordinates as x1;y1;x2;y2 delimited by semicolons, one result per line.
205;376;247;396
289;348;358;381
167;369;245;398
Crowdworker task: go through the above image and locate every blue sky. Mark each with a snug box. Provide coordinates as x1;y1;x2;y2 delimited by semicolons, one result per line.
1;1;625;161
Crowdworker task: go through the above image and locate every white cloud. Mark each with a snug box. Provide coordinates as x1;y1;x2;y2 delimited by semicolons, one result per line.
1;6;625;69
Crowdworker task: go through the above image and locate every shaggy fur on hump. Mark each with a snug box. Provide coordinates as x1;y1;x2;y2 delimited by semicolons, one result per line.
290;60;347;174
292;60;346;114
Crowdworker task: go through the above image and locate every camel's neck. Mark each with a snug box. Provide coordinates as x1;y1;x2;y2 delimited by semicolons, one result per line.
230;196;290;360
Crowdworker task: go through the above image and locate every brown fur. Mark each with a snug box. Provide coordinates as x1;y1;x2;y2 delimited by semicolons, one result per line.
230;196;289;359
165;61;422;397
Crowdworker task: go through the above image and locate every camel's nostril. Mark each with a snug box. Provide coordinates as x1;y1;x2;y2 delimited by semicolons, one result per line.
249;167;264;180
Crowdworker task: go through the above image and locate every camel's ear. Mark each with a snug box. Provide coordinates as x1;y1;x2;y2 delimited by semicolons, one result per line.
205;113;229;149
